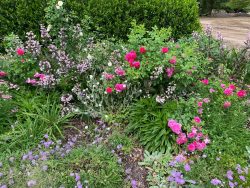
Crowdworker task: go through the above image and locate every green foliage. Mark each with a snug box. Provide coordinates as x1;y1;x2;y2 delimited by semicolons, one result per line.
85;0;200;40
127;98;178;152
226;0;250;11
0;0;47;52
139;150;172;187
0;90;73;152
0;145;124;188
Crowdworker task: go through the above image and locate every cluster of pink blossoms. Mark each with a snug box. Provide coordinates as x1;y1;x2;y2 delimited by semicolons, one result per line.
26;73;46;85
197;98;210;115
125;50;140;69
106;84;126;94
168;119;208;152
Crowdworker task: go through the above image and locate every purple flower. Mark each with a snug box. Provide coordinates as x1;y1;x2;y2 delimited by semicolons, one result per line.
77;181;82;188
116;144;123;150
0;162;2;168
0;185;7;188
27;180;37;187
229;181;235;188
226;170;233;180
236;164;243;174
125;168;132;174
239;175;246;182
184;164;191;172
175;154;186;163
175;177;185;185
75;173;80;181
211;178;222;185
0;172;3;177
131;179;137;188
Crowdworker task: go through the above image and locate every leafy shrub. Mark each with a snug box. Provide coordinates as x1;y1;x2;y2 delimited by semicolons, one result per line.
85;0;201;40
127;98;178;152
0;0;47;52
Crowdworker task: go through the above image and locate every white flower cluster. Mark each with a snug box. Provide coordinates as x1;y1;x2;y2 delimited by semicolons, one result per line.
155;83;177;104
56;1;63;9
150;66;164;80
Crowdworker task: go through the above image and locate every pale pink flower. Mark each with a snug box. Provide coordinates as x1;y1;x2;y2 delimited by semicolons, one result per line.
196;142;206;151
209;88;216;93
104;73;115;80
203;98;210;103
176;133;187;145
166;67;174;78
26;78;37;85
220;84;226;88
169;56;177;65
223;101;231;108
115;68;125;76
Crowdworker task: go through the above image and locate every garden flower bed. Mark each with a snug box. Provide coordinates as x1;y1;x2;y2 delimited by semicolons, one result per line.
0;1;250;188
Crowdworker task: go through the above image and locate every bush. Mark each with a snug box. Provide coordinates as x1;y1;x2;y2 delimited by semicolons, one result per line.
0;0;47;52
85;0;201;40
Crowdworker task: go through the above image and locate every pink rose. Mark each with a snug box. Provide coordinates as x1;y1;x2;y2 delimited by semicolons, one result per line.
198;101;203;107
194;116;201;124
16;48;25;56
224;88;233;96
115;84;126;92
187;132;196;139
223;101;231;108
166;67;174;78
229;84;236;91
161;47;169;53
187;143;196;152
203;98;210;103
106;87;113;94
125;51;137;63
104;73;115;80
131;61;140;69
201;79;209;85
168;119;182;135
139;47;146;54
220;84;226;88
196;142;206;151
0;71;7;77
237;90;247;98
176;133;187;145
115;68;125;76
169;56;177;65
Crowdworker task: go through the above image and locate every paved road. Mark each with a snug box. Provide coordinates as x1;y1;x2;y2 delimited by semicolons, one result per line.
200;17;250;48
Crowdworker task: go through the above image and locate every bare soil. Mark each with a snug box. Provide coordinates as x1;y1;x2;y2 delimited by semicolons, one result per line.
200;17;250;47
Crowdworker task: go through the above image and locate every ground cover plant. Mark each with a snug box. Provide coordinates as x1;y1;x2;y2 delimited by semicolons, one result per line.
0;0;249;187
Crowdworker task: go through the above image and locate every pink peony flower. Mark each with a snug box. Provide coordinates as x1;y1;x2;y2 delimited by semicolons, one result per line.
169;56;177;65
196;142;206;151
0;71;7;77
16;48;25;56
237;90;247;98
131;61;140;69
166;67;174;78
168;119;182;135
224;88;233;96
125;51;137;63
104;73;115;80
115;68;125;76
229;84;236;91
115;84;126;92
223;101;231;108
194;116;201;124
176;133;188;145
26;78;37;85
187;143;196;152
201;79;209;85
198;101;203;107
161;47;169;53
209;88;216;93
106;87;113;94
139;47;146;54
191;127;198;134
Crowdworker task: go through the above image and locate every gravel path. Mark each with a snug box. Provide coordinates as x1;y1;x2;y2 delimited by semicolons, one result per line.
200;17;250;47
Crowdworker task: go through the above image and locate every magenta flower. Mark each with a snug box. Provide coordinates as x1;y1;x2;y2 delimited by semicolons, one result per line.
115;84;126;92
176;133;187;145
224;88;233;96
169;56;177;64
237;90;247;98
0;71;7;77
115;68;125;76
201;79;209;85
161;47;169;53
194;116;201;124
168;119;182;134
125;50;137;63
16;48;25;56
131;61;141;69
187;143;196;152
223;101;231;109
